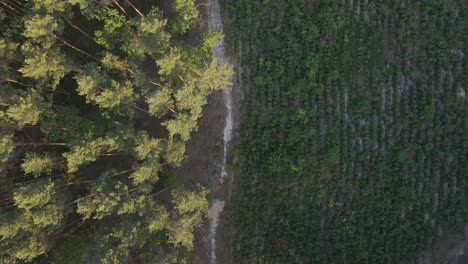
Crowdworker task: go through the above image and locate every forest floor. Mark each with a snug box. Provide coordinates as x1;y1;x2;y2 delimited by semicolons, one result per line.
173;0;241;263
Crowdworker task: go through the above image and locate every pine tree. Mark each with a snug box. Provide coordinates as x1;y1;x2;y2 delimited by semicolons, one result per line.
131;159;160;185
101;52;129;72
64;137;120;173
13;178;55;210
133;132;163;160
0;133;14;166
147;87;174;118
167;186;208;249
76;173;128;220
94;8;132;51
75;63;136;112
171;0;199;34
19;43;69;88
133;7;170;56
156;48;182;77
5;89;46;128
23;14;63;48
175;81;207;118
0;0;233;261
21;152;55;177
0;38;19;81
163;139;186;166
40;106;107;142
195;58;234;90
163;113;198;142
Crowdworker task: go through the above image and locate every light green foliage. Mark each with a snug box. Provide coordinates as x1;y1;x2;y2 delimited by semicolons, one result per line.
163;139;186;166
96;220;148;263
23;14;62;48
130;133;162;183
167;216;196;249
168;186;208;249
13;179;55;210
33;0;91;12
134;8;170;55
99;247;128;264
94;80;135;109
64;137;120;173
156;48;182;77
117;193;147;215
94;9;132;51
171;186;208;218
147;205;169;232
77;174;128;220
75;63;109;103
12;236;48;262
133;132;163;160
139;9;166;34
171;0;199;34
131;160;160;185
75;196;94;221
1;189;64;262
33;0;66;12
199;31;223;56
101;52;128;72
0;0;232;261
147;88;173;117
19;43;69;88
196;58;233;90
76;64;135;111
0;133;14;166
163;113;198;141
21;153;54;177
175;81;207;118
30;203;64;227
0;212;20;239
5;89;45;127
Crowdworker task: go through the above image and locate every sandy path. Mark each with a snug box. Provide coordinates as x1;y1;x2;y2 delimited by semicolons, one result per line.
206;0;235;263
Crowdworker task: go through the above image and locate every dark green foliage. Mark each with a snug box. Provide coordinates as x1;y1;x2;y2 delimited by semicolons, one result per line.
224;0;467;263
41;106;107;142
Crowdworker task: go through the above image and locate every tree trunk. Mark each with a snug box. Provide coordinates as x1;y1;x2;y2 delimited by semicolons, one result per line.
61;15;95;42
17;142;69;146
112;0;129;16
54;35;99;61
124;0;144;17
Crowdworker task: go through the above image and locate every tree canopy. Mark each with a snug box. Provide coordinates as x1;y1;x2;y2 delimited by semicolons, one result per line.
0;0;232;262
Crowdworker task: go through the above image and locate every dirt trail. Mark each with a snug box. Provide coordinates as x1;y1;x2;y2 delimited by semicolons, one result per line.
174;0;239;262
206;0;235;263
